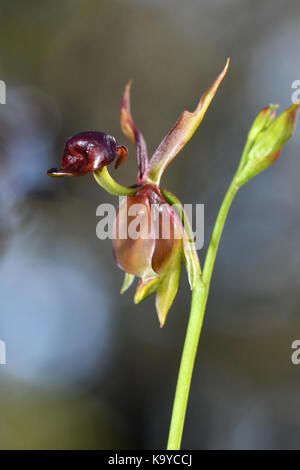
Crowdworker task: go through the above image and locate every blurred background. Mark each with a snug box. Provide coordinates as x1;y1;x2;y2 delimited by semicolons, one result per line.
0;0;300;450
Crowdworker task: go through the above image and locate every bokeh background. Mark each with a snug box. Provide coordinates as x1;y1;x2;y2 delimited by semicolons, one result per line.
0;0;300;450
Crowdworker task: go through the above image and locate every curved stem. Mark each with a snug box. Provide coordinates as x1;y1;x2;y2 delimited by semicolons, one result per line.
167;179;239;449
93;167;138;196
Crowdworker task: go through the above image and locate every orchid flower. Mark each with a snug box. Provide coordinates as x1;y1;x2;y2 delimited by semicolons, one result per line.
47;59;300;449
48;59;230;326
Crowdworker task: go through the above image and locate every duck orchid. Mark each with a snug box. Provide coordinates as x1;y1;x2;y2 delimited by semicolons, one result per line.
48;59;300;449
48;59;229;326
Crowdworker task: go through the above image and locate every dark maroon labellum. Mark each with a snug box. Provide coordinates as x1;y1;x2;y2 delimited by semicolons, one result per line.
47;131;128;177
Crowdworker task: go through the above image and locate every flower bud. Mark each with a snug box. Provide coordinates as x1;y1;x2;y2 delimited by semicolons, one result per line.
236;103;300;186
47;131;127;177
247;105;277;142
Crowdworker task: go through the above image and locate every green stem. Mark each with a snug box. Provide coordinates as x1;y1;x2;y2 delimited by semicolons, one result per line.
167;179;239;450
93;167;138;196
202;180;239;285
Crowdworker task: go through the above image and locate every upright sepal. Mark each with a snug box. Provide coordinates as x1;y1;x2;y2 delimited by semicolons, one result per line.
121;80;148;181
144;59;230;184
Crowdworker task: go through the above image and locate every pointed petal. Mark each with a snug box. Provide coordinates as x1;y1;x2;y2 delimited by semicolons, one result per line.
161;189;201;290
155;242;182;327
120;273;135;294
134;277;160;304
144;59;230;184
121;80;148;180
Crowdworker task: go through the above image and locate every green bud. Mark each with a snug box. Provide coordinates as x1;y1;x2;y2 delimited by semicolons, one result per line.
236;102;300;186
247;104;278;142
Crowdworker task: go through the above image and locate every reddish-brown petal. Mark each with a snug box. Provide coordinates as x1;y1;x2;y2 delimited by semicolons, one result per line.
121;80;148;181
115;145;129;169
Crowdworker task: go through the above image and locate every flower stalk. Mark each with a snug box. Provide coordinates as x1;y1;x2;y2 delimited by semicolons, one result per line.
167;178;239;449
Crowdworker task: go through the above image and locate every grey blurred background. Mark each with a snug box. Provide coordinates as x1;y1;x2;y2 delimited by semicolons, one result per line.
0;0;300;450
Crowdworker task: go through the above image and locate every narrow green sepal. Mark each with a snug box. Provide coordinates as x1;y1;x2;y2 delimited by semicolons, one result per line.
120;273;135;294
155;242;182;327
161;189;201;290
134;277;160;304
